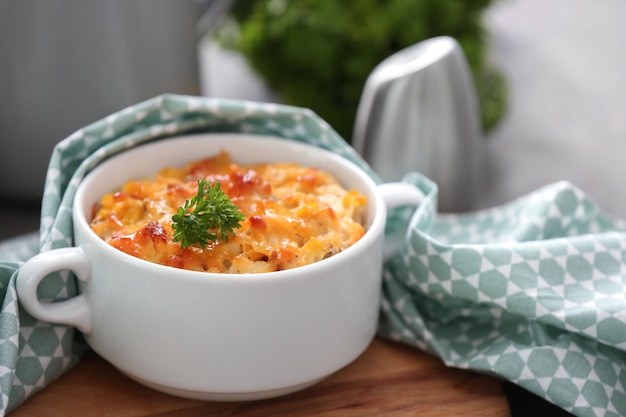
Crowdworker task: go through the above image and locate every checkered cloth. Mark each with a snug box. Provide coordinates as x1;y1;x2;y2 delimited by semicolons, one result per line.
1;95;625;417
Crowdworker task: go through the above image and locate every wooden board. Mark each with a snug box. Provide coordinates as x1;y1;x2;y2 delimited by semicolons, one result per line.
10;338;511;416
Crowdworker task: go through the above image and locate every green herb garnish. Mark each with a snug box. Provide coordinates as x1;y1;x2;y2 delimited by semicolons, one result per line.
172;178;245;249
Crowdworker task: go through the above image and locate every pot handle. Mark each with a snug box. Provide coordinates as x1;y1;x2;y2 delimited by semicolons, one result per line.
378;182;425;261
16;247;93;334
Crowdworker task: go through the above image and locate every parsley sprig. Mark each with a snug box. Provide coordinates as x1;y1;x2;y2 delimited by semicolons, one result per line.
172;178;245;249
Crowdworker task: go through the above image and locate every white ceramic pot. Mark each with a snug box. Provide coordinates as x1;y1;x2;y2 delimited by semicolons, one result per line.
16;134;422;401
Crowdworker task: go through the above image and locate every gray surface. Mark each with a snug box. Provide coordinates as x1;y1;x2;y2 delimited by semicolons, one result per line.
0;0;203;201
481;0;626;219
2;0;626;241
0;202;40;240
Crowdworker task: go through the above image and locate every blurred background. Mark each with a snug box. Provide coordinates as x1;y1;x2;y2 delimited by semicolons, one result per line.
1;0;625;414
2;0;625;243
201;0;626;220
0;0;207;238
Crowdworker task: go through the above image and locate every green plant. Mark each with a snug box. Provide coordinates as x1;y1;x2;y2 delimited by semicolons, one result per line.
172;178;245;249
218;0;506;141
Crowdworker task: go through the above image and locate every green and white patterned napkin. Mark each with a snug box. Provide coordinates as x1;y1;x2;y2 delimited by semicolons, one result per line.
1;94;625;417
379;173;626;417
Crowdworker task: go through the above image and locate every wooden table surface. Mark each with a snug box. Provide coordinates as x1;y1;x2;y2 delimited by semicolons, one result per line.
11;338;511;417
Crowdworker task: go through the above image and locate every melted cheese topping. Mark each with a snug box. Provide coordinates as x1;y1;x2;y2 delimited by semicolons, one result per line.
89;151;367;273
